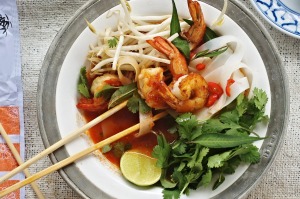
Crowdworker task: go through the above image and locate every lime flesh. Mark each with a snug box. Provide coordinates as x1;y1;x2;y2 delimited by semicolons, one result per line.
120;151;162;186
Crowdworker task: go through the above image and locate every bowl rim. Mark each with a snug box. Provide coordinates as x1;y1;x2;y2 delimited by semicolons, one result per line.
37;0;290;198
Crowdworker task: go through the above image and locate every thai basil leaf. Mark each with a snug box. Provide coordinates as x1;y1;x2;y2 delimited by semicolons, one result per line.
193;133;264;148
108;83;137;108
194;46;228;59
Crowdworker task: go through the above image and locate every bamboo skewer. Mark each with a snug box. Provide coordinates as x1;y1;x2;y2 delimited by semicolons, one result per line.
0;100;127;184
0;111;168;197
0;123;45;199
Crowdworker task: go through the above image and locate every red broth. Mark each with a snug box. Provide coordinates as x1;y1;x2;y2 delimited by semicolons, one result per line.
83;108;176;167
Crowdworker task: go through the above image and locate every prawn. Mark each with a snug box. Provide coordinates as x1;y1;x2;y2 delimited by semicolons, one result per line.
138;67;168;109
183;0;206;50
157;73;208;112
143;37;208;112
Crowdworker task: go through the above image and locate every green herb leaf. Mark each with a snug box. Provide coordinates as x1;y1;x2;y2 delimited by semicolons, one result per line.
101;144;112;153
108;83;137;108
170;0;181;35
203;27;218;42
183;18;193;26
194;133;265;148
160;169;177;189
163;189;180;199
127;92;151;114
152;134;171;168
112;142;131;158
212;174;225;190
170;0;190;60
198;169;212;187
77;67;90;98
207;151;231;168
253;88;268;110
202;119;232;134
108;36;118;48
194;46;228;59
172;37;190;61
95;84;118;99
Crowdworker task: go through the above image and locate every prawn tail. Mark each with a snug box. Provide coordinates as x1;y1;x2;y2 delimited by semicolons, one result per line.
156;81;179;110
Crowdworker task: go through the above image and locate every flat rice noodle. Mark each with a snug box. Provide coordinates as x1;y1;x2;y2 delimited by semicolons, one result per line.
117;56;140;85
135;107;154;137
193;36;252;120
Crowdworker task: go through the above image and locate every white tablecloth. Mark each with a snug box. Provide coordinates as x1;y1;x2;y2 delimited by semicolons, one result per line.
17;0;300;198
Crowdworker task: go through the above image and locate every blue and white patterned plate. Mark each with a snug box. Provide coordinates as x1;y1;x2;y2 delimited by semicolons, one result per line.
251;0;300;38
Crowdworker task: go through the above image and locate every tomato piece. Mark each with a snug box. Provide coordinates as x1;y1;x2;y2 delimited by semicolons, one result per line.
206;94;219;107
196;63;206;71
207;82;223;97
76;98;108;112
226;79;235;97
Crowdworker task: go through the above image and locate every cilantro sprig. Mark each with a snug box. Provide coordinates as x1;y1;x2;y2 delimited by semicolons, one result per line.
108;36;119;48
77;67;90;98
152;89;269;199
108;83;151;114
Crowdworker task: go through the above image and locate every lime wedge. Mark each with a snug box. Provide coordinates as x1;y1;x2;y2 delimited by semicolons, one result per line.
120;151;162;186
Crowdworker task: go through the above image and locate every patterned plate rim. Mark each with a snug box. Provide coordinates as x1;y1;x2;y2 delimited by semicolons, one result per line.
251;0;300;39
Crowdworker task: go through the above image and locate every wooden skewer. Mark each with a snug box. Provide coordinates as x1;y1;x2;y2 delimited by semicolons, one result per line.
0;111;168;197
0;100;127;184
0;123;45;199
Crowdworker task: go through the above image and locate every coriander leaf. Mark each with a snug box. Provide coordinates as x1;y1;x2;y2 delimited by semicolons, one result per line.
161;169;177;189
236;93;248;116
127;92;151;114
101;144;112;153
172;141;187;155
212;174;225;190
203;27;218;42
77;67;90;98
108;83;137;108
138;95;151;113
207;151;231;168
127;94;139;113
201;119;232;134
219;110;239;125
187;145;200;168
221;156;241;174
95;84;118;99
198;169;212;187
194;46;228;59
152;134;171;168
163;189;180;199
108;36;118;48
194;147;209;171
237;145;260;163
194;133;265;148
172;170;187;191
176;113;199;140
253;88;268;110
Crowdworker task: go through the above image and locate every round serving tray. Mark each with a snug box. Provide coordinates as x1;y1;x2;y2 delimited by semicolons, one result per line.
37;0;289;198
